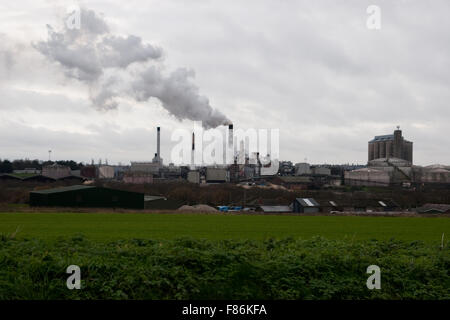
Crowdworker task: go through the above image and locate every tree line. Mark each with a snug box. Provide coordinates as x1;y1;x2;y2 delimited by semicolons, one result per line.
0;159;85;173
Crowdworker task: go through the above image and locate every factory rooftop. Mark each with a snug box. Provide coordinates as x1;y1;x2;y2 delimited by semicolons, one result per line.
30;185;95;194
369;134;394;143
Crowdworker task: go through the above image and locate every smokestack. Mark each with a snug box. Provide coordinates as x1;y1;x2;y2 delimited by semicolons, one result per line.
228;124;233;149
191;132;195;168
157;127;161;162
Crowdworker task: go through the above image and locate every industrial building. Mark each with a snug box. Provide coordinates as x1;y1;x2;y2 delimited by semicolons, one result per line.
128;127;164;178
368;127;413;164
30;185;144;209
346;128;450;186
345;156;414;186
295;163;311;175
98;166;115;179
347;128;415;186
206;167;228;183
42;164;71;179
81;165;97;179
292;198;320;213
123;172;154;184
187;171;200;184
276;176;313;190
311;166;331;176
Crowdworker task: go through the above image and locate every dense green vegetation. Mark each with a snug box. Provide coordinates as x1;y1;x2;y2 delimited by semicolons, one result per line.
0;159;84;173
0;236;448;299
0;213;448;242
0;213;448;299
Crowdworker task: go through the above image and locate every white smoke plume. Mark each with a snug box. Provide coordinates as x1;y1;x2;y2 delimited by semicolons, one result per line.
34;8;230;128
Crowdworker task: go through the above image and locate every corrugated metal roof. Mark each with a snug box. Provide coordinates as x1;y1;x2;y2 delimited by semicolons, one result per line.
0;174;23;180
295;198;320;207
30;185;95;194
144;195;167;201
369;134;394;143
260;205;292;213
417;203;450;213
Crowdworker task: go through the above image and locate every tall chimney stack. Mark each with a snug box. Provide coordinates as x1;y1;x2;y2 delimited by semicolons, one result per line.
228;124;233;149
157;127;161;162
191;132;195;168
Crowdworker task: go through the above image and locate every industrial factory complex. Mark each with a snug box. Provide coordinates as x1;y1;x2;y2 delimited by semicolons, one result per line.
345;128;450;186
4;125;448;186
1;125;449;213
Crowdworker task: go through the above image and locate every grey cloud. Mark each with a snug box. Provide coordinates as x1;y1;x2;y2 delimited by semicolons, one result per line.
1;1;449;165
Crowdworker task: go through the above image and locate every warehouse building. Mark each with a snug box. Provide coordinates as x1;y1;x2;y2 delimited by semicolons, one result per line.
30;185;144;209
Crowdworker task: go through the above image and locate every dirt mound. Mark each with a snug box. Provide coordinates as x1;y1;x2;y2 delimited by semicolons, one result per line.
178;205;195;211
193;204;218;212
177;204;218;212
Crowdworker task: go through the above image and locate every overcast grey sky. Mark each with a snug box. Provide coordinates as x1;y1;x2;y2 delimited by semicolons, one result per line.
0;0;449;165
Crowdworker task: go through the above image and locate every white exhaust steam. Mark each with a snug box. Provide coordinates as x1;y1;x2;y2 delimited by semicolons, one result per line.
34;8;230;129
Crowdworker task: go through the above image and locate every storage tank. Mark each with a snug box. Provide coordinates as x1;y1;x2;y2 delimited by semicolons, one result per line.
99;166;115;179
295;163;311;175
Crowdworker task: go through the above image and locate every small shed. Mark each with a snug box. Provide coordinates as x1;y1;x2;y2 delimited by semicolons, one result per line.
30;185;144;209
292;198;320;213
416;203;450;214
377;199;400;212
319;200;344;213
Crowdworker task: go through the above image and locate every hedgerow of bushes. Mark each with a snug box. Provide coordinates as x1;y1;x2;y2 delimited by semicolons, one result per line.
0;236;448;299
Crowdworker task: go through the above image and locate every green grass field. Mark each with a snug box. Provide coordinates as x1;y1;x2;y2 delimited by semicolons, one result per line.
0;212;448;243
